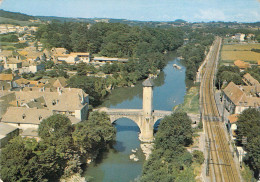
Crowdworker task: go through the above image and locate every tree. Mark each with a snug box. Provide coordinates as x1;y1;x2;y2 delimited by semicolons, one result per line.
44;60;54;69
256;34;260;43
155;112;193;151
46;70;58;77
236;108;260;178
39;114;72;143
3;68;12;74
236;108;260;145
0;34;19;42
72;112;116;157
67;75;107;106
192;150;204;165
0;137;44;182
76;62;87;76
141;112;195;182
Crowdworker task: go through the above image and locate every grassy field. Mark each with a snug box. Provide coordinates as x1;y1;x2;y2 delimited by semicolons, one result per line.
221;44;260;62
174;86;200;114
0;42;16;50
222;44;260;51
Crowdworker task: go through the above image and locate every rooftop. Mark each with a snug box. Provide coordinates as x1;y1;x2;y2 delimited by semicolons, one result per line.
1;107;53;125
228;114;239;124
6;58;22;64
51;48;68;57
142;78;154;87
15;88;88;111
223;82;245;105
2;107;80;125
14;78;30;85
243;73;260;86
0;74;13;81
0;50;13;57
70;52;90;56
224;82;260;107
234;60;250;69
0;123;18;139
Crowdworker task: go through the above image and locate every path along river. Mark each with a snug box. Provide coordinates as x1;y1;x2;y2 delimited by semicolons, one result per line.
84;54;186;182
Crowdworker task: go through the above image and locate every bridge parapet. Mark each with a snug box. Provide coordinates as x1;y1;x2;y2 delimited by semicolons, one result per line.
153;110;172;117
94;96;173;141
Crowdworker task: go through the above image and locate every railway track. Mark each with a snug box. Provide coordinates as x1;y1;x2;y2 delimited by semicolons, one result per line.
201;37;241;182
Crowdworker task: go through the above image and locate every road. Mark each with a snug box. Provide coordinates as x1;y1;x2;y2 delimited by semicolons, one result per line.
200;37;241;182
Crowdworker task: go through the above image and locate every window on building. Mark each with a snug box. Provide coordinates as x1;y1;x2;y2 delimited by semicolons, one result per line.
52;100;56;105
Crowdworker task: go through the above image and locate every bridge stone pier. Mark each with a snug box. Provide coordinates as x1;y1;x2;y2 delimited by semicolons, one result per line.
97;78;172;142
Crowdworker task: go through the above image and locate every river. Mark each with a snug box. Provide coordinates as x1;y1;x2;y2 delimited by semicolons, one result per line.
84;55;186;182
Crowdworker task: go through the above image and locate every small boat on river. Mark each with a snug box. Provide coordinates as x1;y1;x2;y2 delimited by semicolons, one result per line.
173;64;181;69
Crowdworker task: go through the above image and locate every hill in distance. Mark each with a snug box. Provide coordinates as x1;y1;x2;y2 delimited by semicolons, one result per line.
0;9;188;27
0;9;259;28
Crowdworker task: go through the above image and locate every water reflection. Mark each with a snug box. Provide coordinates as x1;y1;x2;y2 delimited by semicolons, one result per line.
101;83;143;108
84;118;144;182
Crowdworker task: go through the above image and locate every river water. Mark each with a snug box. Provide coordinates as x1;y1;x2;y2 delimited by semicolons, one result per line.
84;55;186;182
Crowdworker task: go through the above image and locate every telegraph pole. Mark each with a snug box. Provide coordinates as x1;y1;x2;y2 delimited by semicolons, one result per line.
206;139;211;176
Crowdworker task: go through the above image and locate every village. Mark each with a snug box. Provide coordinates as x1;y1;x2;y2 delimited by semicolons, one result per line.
0;22;132;148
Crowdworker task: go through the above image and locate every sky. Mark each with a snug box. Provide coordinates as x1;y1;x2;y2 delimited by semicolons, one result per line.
1;0;260;22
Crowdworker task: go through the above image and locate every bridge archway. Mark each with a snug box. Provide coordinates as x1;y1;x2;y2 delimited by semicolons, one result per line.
154;118;162;133
112;117;141;133
111;117;141;152
109;115;142;130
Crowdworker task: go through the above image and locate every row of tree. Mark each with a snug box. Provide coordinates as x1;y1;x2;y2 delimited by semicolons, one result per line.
36;22;184;57
177;29;215;83
0;33;19;42
0;112;116;182
140;112;204;181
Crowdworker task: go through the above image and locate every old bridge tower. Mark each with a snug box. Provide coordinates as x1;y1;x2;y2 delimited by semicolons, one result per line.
97;78;172;142
140;78;154;141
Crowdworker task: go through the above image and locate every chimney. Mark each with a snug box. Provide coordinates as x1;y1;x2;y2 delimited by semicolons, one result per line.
57;87;62;95
4;57;7;64
81;90;84;104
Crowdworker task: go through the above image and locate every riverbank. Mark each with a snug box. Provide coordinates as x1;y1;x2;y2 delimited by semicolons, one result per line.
173;85;200;115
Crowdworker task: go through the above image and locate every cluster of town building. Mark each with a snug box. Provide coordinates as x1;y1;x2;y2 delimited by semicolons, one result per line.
49;47;128;65
0;73;89;147
0;21;128;76
0;26;129;148
227;33;256;43
0;47;128;75
0;24;38;35
222;73;260;159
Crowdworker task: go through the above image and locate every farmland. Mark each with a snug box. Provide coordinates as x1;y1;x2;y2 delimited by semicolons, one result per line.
221;43;260;63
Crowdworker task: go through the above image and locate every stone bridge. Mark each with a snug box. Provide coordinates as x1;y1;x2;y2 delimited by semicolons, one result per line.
96;78;173;142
